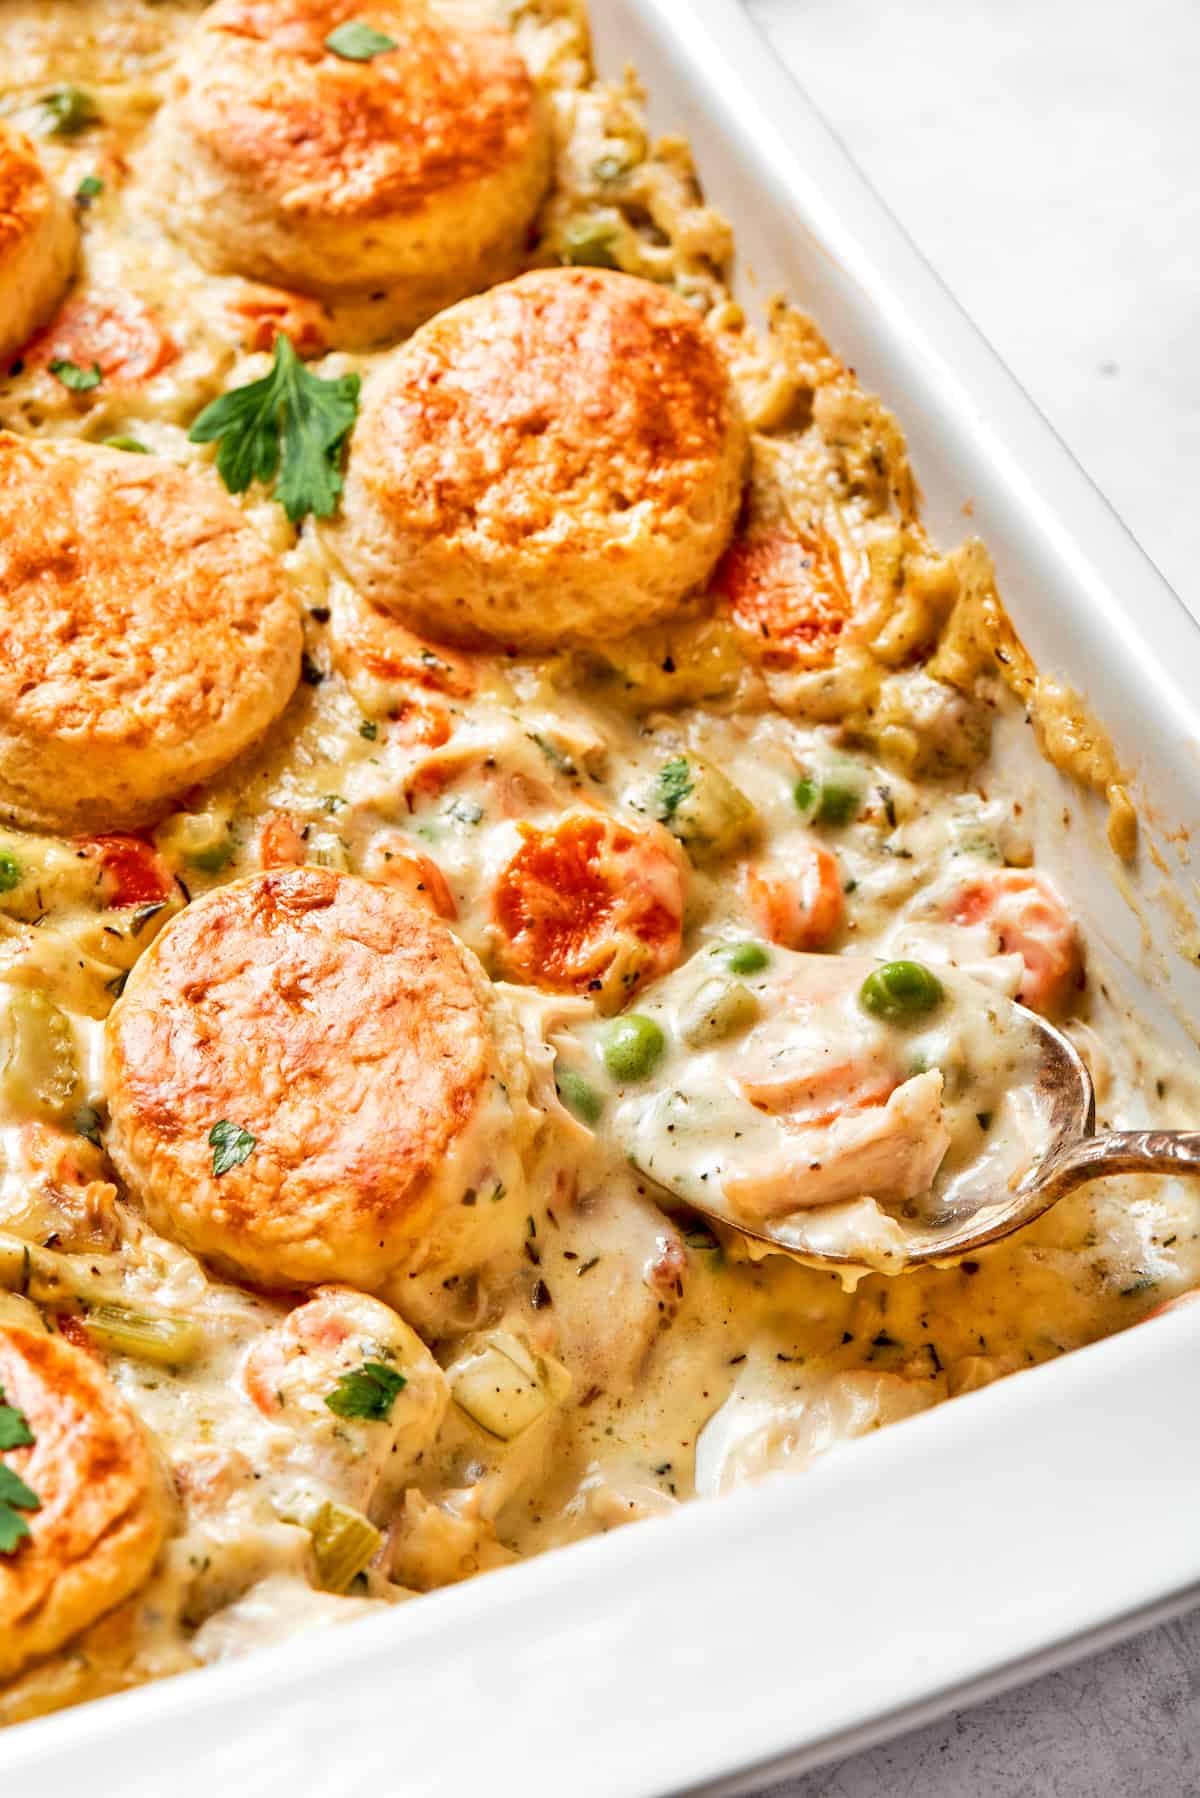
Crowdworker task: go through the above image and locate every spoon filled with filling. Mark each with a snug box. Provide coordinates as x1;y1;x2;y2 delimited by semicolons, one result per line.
553;944;1200;1275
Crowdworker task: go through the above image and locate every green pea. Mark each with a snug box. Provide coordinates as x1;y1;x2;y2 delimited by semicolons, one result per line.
560;216;620;269
721;940;769;976
601;1014;666;1083
555;1067;604;1126
680;979;759;1048
859;960;944;1023
39;86;98;137
0;852;21;894
794;767;863;828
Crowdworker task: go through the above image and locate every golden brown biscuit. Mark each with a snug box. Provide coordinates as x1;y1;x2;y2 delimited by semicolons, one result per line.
329;268;748;649
148;0;550;329
0;435;302;834
0;123;77;365
0;1324;169;1683
105;868;535;1296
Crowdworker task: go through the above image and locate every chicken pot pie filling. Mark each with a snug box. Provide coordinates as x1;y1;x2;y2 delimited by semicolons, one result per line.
0;0;1196;1725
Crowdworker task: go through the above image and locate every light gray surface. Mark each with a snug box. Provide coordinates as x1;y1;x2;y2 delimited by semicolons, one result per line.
746;0;1200;614
763;1611;1200;1797
740;0;1200;1792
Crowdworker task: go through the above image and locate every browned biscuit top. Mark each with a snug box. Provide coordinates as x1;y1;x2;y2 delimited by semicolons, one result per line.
0;1325;168;1684
184;0;543;223
105;868;502;1290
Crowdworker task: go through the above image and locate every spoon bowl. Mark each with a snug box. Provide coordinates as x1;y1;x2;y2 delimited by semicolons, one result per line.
664;1006;1200;1274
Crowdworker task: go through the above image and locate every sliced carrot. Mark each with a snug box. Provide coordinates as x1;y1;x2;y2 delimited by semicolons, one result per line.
259;812;308;870
227;284;333;358
744;844;845;952
365;837;457;920
81;834;174;908
493;814;684;1003
714;526;857;669
948;869;1081;1014
393;700;454;750
54;1312;102;1360
24;288;177;386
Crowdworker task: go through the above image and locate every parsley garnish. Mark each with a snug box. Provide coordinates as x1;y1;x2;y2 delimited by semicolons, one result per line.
324;1361;406;1421
655;756;694;820
189;335;360;524
39;86;98;138
0;1391;39;1556
0;1465;39;1555
324;21;398;59
0;1391;33;1451
75;173;104;205
50;359;102;392
208;1119;256;1177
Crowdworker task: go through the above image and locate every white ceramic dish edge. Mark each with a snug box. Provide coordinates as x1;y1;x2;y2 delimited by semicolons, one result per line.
8;3;1200;1791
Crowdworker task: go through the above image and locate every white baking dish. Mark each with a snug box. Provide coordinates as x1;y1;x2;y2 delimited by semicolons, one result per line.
10;2;1200;1791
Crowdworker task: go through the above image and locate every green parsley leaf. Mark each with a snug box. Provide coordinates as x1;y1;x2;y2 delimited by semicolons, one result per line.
359;719;378;740
0;1461;40;1555
75;173;104;204
189;334;360;525
324;21;398;59
208;1119;256;1178
324;1360;407;1421
50;359;102;392
0;1505;31;1555
102;435;149;453
39;86;98;138
655;755;694;821
0;1390;33;1451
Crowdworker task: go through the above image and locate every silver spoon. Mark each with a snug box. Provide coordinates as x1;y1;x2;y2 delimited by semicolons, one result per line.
656;1005;1200;1274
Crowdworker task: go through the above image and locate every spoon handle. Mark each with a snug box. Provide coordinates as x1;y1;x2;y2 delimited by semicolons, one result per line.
1040;1129;1200;1201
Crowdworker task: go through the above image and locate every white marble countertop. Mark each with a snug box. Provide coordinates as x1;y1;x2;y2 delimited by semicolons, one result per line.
738;1;1200;1792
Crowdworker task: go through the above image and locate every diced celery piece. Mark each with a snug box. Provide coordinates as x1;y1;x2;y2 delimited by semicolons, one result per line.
83;1304;202;1368
560;214;620;268
680;978;759;1047
449;1330;570;1441
309;1501;382;1592
657;755;757;864
0;1235;31;1293
0;989;79;1118
0;1231;121;1307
